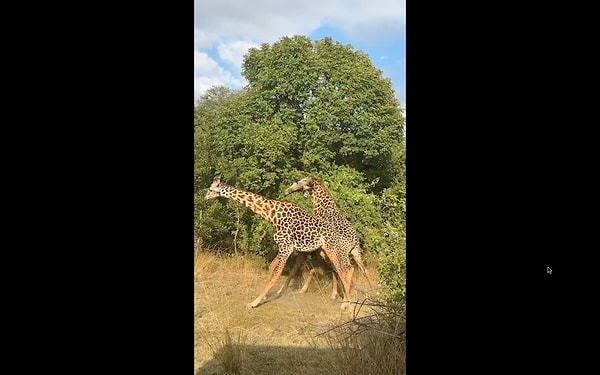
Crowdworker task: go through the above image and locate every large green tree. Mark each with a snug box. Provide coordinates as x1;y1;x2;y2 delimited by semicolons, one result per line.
242;36;403;189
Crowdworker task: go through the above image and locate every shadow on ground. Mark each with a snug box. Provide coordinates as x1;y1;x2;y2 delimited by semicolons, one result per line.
196;344;343;375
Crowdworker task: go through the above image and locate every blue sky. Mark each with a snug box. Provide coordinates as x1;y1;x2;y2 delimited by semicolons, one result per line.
194;0;405;109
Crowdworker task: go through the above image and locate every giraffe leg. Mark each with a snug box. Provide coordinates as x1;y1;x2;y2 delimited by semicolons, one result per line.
330;270;339;300
351;245;373;289
277;252;307;295
346;266;355;294
321;244;352;309
299;268;317;293
315;250;338;299
247;251;292;308
339;264;354;309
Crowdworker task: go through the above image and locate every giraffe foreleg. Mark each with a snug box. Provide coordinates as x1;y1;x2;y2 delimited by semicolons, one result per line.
247;251;292;308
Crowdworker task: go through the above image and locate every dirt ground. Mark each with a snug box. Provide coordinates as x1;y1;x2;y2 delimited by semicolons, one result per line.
194;250;380;374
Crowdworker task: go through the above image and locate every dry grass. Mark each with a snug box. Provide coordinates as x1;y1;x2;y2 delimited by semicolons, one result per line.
205;328;247;374
311;300;406;375
194;248;403;375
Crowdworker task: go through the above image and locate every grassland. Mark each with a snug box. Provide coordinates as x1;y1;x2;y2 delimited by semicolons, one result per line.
194;248;405;375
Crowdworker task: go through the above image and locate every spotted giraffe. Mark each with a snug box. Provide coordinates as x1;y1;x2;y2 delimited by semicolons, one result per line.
204;179;354;309
281;177;372;294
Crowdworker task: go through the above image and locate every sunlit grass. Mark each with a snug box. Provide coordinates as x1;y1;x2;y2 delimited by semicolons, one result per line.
195;249;404;375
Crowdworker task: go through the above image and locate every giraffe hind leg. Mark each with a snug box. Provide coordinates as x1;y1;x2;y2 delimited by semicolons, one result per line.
300;268;339;299
322;244;352;309
330;270;339;300
299;268;317;293
351;245;373;289
316;250;338;299
299;251;338;299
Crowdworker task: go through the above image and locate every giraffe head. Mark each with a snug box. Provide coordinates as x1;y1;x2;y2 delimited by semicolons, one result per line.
284;177;315;196
205;179;224;200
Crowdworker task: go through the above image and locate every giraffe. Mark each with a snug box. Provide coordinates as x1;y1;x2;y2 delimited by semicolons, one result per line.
204;178;354;309
281;176;372;293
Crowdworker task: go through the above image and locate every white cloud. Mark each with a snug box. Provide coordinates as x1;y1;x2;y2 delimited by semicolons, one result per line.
194;51;245;101
217;40;260;71
194;28;218;51
195;1;323;47
194;0;405;103
195;0;405;47
396;90;406;110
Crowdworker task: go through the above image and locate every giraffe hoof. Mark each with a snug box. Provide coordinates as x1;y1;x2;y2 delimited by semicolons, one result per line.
340;302;350;310
330;294;338;300
246;302;257;309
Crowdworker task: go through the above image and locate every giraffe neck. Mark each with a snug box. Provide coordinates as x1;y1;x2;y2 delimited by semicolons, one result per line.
219;184;278;225
310;181;338;215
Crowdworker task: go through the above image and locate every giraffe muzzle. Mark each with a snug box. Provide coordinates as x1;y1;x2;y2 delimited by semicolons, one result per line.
285;182;302;195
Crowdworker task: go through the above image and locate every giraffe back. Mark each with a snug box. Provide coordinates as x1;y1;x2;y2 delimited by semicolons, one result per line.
286;177;360;254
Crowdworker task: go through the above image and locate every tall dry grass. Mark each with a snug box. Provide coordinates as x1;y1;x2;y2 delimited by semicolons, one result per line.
205;328;247;374
198;300;406;375
312;299;406;375
195;246;405;375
